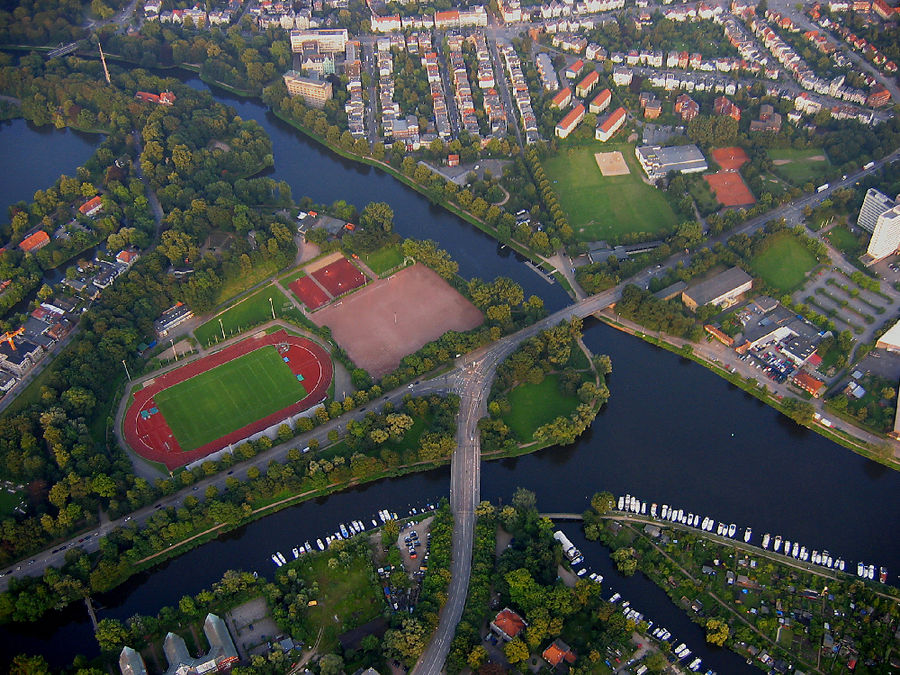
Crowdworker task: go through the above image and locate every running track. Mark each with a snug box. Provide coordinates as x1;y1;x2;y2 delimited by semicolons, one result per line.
123;330;333;470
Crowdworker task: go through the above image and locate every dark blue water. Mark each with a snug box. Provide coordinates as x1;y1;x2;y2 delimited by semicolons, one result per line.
0;118;102;222
0;81;897;674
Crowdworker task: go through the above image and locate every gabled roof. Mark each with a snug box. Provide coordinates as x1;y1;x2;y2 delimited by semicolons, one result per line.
492;608;526;638
19;230;50;252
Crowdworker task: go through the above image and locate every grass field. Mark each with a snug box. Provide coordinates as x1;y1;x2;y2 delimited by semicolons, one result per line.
541;143;678;242
214;258;283;305
299;548;385;652
154;346;305;451
768;148;831;185
825;225;863;256
195;285;292;346
503;375;581;441
280;268;306;286
360;244;404;276
750;232;818;292
0;488;22;517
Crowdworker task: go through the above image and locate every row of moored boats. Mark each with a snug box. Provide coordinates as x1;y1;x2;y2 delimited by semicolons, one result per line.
271;504;437;567
615;494;888;584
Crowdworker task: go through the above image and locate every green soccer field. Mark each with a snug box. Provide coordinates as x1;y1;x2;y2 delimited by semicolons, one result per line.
541;143;679;242
154;346;306;451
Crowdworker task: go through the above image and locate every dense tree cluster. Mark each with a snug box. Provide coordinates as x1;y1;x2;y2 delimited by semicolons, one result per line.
0;0;127;45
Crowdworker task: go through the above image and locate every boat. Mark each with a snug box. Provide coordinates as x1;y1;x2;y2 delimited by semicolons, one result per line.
838;559;845;572
743;528;752;543
609;593;621;603
774;536;782;552
618;496;625;510
661;504;669;519
791;542;799;558
812;550;820;564
679;649;692;661
880;567;888;583
867;564;875;580
271;554;282;567
825;556;833;568
340;523;349;538
762;533;770;549
372;519;378;527
674;643;686;654
292;547;299;558
651;503;658;517
689;657;702;671
857;562;865;576
317;538;325;551
728;523;736;538
277;552;286;564
799;547;807;561
576;568;587;576
716;523;724;536
784;540;791;557
641;502;647;515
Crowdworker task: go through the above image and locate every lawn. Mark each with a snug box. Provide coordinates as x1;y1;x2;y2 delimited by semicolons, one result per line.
299;548;385;652
214;258;283;305
359;244;404;276
541;143;679;242
503;374;582;441
824;226;863;256
0;488;22;517
195;285;292;346
768;147;831;186
750;232;818;292
154;346;306;451
280;268;306;286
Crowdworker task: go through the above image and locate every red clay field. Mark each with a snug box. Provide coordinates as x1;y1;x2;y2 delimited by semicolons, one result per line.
704;172;756;207
711;146;749;170
311;264;483;377
124;330;332;470
312;258;368;297
290;276;330;310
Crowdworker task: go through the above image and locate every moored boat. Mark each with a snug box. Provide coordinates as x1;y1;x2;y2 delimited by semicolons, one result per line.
762;533;770;549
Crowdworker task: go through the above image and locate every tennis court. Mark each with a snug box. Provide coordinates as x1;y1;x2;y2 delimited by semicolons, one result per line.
290;276;330;310
154;346;306;451
312;258;368;297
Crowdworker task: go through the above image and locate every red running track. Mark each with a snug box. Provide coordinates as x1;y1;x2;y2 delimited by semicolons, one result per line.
124;330;333;470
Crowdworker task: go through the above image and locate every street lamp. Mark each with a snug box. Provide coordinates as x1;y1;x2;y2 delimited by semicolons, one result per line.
171;338;177;361
219;317;225;341
122;359;131;381
269;296;275;320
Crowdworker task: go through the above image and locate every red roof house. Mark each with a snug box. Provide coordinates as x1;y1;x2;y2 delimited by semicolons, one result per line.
19;230;50;253
543;639;577;668
79;196;103;217
490;608;527;641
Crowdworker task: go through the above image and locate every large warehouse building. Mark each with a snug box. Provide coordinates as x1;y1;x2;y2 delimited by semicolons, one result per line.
635;144;708;181
681;266;753;312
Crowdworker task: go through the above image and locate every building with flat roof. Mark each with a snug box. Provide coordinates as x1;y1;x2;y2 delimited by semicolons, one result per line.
681;266;753;311
290;28;348;53
857;188;895;233
636;144;708;181
154;302;194;337
865;205;900;263
0;337;42;377
283;71;333;109
876;319;900;352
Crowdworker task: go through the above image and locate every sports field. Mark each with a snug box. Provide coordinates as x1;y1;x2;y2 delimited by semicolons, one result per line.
195;285;290;346
542;143;678;242
768;147;831;185
704;172;756;207
154;346;305;451
290;276;330;309
750;232;818;292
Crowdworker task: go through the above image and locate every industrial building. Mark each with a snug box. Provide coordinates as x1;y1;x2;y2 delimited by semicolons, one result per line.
635;144;708;181
681;266;753;311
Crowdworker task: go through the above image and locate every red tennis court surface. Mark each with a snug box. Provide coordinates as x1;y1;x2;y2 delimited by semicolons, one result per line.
290;276;330;310
312;258;367;297
711;146;749;170
704;172;756;207
124;330;332;470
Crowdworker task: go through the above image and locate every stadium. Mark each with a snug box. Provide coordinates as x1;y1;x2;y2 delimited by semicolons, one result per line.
123;330;332;470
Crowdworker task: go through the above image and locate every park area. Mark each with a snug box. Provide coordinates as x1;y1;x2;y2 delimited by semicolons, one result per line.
123;331;332;469
750;232;818;292
194;285;291;346
502;375;581;441
768;147;831;185
542;143;678;242
310;264;483;377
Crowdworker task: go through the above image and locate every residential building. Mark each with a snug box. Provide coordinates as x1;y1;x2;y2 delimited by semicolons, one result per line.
290;29;348;53
595;106;626;141
283;71;333;109
543;638;577;668
551;87;573;109
681;266;753;311
749;103;782;132
0;337;42;377
119;646;148;675
714;95;741;120
556;103;586;138
876;319;900;352
565;59;585;79
857;188;896;233
143;614;238;675
79;196;104;217
635;144;708;180
154;302;194;338
612;65;633;86
490;608;527;641
589;88;611;114
643;99;662;119
792;370;826;397
535;52;560;91
372;15;401;32
867;85;892;107
865;205;900;263
674;93;700;121
134;91;175;105
19;230;50;253
575;70;599;98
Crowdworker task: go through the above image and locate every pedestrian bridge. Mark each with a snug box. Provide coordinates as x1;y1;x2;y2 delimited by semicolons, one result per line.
540;512;584;521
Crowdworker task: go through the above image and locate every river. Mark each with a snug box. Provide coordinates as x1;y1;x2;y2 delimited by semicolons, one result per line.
0;78;897;672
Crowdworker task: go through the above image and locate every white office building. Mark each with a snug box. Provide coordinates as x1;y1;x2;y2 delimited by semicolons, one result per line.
866;205;900;263
857;188;896;233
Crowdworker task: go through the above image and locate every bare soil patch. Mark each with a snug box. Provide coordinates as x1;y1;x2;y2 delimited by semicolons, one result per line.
594;151;631;176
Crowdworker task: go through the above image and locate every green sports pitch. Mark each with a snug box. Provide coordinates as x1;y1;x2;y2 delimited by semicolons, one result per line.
154;346;306;452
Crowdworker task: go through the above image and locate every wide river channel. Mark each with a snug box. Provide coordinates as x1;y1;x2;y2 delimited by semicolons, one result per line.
0;77;897;673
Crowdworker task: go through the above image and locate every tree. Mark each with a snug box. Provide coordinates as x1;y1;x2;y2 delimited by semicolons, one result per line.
383;617;429;665
467;645;488;669
503;637;530;664
590;491;615;514
318;653;344;675
645;650;668;672
705;617;730;646
611;547;638;576
9;655;51;675
94;618;129;653
511;487;537;514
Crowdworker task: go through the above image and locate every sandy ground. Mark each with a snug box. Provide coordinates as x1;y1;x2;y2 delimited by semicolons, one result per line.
310;264;483;377
595;151;630;176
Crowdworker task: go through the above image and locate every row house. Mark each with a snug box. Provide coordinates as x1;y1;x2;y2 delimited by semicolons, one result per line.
536;52;560;91
499;0;523;23
551;33;588;53
555;103;586;138
500;42;541;143
589;88;611;114
344;44;365;138
447;36;481;137
575;70;600;97
551;87;573;109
